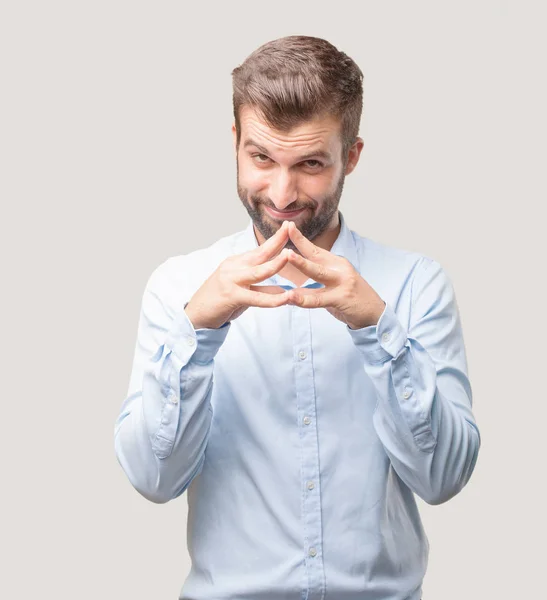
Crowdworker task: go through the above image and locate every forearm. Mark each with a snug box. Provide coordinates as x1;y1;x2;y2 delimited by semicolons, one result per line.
114;352;212;504
115;298;229;503
348;262;481;505
359;325;480;504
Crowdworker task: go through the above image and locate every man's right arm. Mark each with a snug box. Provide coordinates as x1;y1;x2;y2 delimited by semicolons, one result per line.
114;258;230;504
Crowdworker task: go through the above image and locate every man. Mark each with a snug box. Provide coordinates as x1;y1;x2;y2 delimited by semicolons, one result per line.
114;35;480;600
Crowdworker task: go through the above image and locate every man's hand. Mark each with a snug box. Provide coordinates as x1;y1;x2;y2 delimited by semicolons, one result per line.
185;221;292;330
283;221;386;329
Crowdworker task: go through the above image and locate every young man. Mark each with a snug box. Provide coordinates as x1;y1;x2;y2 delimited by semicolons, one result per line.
114;35;481;600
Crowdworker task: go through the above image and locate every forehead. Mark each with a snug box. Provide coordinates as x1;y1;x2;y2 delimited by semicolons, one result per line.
239;105;341;158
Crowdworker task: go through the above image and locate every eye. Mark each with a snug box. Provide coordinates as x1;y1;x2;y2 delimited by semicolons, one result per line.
252;153;271;164
304;160;323;169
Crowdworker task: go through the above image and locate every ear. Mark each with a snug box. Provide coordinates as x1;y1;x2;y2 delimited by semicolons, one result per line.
344;137;364;176
232;123;238;154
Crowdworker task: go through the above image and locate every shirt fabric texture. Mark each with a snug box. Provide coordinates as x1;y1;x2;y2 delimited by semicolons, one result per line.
114;210;480;600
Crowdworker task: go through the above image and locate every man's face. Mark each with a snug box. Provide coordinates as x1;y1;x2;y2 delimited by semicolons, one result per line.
233;105;362;253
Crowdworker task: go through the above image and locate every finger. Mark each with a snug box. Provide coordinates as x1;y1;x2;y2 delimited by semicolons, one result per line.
238;287;290;308
247;221;289;265
248;284;287;294
286;287;337;309
287;221;328;263
237;249;290;285
286;250;338;284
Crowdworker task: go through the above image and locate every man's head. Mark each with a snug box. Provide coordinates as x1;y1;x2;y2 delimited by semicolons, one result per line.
231;35;365;252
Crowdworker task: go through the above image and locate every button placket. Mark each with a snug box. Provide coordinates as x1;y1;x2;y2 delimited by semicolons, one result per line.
291;306;325;598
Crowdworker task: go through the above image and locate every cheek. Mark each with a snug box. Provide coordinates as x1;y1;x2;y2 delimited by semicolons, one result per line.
239;162;268;192
303;174;335;199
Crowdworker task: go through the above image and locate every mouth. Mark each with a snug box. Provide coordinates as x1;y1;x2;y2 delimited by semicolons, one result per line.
265;206;307;220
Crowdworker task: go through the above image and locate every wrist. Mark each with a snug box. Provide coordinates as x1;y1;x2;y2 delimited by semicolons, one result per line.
184;302;204;330
184;302;226;330
348;301;386;330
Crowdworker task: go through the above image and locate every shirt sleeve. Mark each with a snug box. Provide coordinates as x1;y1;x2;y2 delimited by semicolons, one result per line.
347;256;481;505
114;258;230;503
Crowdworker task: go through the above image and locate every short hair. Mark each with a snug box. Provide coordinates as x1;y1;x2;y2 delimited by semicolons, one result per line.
231;35;364;163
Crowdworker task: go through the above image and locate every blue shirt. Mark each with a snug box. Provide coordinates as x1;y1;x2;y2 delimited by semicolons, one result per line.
114;210;480;600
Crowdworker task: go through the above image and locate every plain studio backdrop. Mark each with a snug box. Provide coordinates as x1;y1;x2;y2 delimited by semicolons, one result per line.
1;1;545;598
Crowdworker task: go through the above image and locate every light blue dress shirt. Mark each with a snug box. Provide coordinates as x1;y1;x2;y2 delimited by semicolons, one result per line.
114;210;480;600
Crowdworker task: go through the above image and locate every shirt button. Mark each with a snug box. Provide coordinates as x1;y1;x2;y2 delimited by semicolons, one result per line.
307;481;315;490
303;416;311;425
309;547;317;557
382;332;391;343
298;351;307;360
169;393;178;404
187;337;196;346
403;389;411;399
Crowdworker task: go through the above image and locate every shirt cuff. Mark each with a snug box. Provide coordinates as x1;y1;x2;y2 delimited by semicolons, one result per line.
165;307;231;366
347;301;408;363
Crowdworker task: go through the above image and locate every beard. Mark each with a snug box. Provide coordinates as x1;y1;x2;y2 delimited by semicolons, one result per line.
236;159;346;254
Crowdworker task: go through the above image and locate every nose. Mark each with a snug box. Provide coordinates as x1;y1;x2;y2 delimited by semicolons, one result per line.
269;169;298;210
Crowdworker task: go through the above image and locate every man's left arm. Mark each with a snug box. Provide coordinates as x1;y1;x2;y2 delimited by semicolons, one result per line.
284;222;481;506
347;256;481;505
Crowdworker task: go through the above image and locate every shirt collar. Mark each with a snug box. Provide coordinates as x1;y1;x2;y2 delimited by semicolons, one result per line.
234;210;360;286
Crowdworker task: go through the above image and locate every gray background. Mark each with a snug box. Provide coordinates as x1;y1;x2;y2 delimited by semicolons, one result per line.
1;1;545;598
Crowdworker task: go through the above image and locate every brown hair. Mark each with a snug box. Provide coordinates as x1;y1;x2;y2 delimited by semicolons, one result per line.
231;35;364;164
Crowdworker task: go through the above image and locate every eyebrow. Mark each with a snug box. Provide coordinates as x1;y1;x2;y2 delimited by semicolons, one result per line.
243;138;332;162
